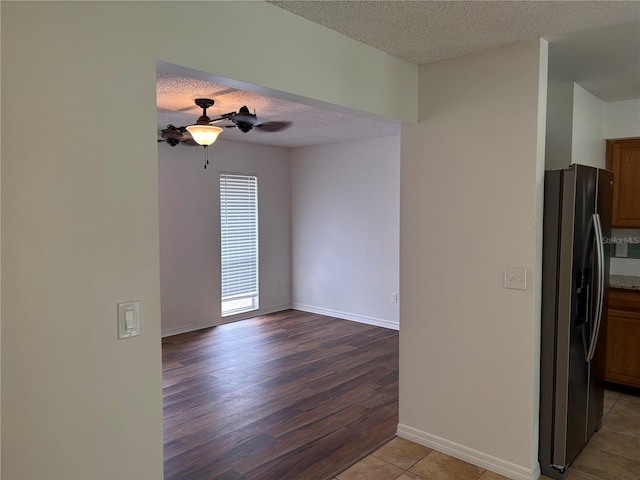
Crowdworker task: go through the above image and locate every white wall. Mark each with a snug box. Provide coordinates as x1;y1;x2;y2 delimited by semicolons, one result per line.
605;99;640;139
572;84;605;168
290;136;400;329
399;40;547;480
545;80;607;171
159;139;291;337
1;2;416;478
545;78;574;170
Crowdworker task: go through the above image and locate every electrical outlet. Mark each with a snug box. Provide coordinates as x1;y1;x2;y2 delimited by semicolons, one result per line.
391;293;398;303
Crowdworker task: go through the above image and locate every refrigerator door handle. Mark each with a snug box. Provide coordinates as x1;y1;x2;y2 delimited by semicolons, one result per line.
586;213;605;362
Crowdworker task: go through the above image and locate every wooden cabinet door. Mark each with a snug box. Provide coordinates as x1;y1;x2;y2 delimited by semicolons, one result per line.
606;138;640;228
605;308;640;388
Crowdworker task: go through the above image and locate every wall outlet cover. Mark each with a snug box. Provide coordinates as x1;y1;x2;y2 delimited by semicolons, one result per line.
504;268;527;291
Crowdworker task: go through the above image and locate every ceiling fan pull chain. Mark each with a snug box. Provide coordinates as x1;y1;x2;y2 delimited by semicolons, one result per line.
204;146;209;169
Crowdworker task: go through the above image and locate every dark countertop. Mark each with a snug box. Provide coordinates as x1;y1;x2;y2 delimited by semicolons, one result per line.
610;274;640;291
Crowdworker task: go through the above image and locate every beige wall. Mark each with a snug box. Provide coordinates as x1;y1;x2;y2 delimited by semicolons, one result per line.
399;40;547;479
0;2;416;478
159;139;292;336
572;84;606;168
604;99;640;139
290;136;401;329
0;2;3;469
545;44;575;171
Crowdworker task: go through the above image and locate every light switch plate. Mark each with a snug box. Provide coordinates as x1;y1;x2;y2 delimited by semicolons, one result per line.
118;301;140;339
504;268;527;291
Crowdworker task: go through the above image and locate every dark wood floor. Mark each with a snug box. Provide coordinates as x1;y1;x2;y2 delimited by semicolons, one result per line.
162;309;399;480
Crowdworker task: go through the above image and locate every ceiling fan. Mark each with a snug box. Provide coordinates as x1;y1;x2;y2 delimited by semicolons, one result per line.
221;105;292;134
158;98;292;147
158;124;193;147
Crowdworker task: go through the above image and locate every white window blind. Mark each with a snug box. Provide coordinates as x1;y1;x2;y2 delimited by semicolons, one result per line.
220;174;259;316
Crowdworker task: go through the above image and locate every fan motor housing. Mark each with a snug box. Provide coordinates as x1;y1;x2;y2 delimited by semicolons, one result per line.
236;122;253;133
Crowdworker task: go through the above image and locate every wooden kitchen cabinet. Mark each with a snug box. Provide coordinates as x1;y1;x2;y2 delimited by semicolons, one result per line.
606;138;640;228
605;288;640;388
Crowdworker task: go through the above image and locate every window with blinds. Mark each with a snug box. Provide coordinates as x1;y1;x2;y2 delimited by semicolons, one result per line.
220;173;259;317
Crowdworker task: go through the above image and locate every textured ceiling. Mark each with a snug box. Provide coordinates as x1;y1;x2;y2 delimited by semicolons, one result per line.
158;1;640;149
268;1;640;66
156;71;400;149
269;1;640;101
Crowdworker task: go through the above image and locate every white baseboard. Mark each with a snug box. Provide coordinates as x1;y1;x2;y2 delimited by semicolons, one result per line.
292;303;399;330
161;304;291;337
396;424;541;480
162;321;213;338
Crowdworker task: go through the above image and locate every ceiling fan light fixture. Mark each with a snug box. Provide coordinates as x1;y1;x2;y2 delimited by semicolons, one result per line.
186;124;223;146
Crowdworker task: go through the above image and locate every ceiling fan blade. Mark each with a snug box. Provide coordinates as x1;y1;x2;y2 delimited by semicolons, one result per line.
254;121;292;132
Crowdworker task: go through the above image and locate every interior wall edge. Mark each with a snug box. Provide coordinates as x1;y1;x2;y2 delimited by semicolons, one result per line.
530;37;549;472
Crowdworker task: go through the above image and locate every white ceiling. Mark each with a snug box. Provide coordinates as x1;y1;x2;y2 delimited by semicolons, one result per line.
157;2;640;149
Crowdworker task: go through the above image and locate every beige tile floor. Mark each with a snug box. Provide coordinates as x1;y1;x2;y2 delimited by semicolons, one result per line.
334;389;640;480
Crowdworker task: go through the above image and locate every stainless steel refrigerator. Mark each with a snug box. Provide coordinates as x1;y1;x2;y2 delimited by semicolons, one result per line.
539;164;613;479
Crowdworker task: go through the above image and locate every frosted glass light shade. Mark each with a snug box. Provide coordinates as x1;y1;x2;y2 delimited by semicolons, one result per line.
186;125;223;146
